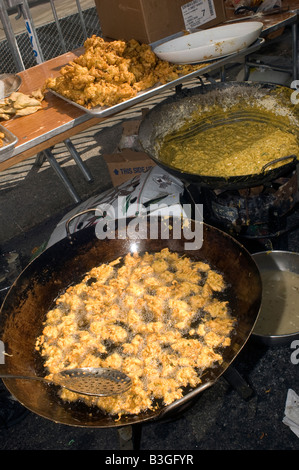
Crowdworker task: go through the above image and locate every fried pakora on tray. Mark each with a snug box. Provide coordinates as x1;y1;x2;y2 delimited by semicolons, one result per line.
44;36;206;109
35;248;236;418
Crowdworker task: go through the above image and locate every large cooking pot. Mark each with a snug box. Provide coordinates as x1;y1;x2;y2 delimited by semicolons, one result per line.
0;217;262;428
138;81;299;190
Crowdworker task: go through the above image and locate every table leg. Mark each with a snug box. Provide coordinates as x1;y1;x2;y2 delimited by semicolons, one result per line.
63;138;93;183
43;148;81;203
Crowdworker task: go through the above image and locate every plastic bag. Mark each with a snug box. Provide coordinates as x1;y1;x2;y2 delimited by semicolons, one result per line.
257;0;282;11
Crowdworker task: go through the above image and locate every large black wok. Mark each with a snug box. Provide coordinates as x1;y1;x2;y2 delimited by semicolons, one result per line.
0;218;262;428
138;81;299;190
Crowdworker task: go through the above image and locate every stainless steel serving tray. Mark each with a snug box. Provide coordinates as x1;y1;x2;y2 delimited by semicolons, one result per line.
50;38;265;118
0;124;18;162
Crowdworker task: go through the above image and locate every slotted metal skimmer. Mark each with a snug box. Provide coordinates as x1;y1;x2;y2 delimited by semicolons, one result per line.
0;367;132;397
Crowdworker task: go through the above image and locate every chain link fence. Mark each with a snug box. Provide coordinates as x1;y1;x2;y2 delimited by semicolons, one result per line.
0;6;102;73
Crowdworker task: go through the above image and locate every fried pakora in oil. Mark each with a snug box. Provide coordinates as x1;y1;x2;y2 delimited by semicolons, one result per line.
36;248;236;418
44;36;205;109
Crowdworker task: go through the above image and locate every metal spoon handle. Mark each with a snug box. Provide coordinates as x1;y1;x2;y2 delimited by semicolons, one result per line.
0;374;49;382
0;367;132;397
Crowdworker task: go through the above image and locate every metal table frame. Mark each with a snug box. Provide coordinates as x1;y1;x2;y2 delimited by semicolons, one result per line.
244;10;299;81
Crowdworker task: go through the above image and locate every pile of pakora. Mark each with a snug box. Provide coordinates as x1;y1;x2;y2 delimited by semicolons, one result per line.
44;36;205;109
0;89;44;120
35;248;235;418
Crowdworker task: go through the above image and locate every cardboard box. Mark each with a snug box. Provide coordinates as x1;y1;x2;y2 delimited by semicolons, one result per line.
103;149;156;186
94;0;226;44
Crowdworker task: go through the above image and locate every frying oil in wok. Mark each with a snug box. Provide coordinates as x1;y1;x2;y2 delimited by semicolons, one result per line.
35;249;236;417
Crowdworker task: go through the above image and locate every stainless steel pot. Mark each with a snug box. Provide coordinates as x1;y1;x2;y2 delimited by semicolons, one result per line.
252;250;299;346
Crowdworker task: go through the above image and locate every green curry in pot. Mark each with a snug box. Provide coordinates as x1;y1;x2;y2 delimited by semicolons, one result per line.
158;110;299;178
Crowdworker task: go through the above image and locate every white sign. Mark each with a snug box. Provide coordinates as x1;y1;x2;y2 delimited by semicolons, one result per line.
182;0;216;30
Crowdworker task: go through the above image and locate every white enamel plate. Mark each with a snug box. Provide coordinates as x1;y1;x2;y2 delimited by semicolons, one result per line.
153;22;263;64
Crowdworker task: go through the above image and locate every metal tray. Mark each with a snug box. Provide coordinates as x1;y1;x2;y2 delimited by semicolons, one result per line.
50;38;265;118
0;124;18;162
